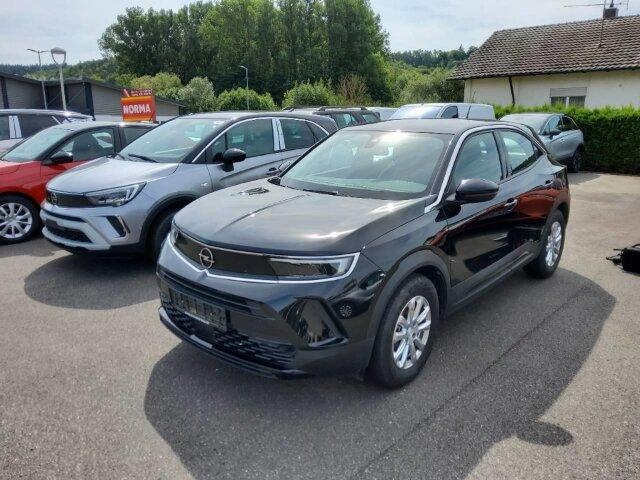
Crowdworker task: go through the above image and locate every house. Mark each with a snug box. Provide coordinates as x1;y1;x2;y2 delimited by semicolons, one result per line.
0;72;185;121
451;12;640;108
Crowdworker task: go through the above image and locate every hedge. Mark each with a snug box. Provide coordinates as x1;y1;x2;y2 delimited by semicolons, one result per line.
495;104;640;175
216;88;277;111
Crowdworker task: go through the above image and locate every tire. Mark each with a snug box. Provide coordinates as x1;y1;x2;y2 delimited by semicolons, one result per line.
367;274;440;389
567;149;582;173
147;208;179;260
0;195;41;245
524;210;566;279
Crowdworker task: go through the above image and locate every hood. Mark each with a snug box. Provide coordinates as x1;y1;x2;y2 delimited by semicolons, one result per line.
0;161;21;176
174;179;426;256
46;157;179;193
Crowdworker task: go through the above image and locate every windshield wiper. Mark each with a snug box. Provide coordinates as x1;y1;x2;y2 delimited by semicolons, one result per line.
127;153;157;163
299;187;340;196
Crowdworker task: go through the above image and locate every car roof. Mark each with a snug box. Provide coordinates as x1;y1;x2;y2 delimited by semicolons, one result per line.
342;118;505;135
50;121;155;132
502;112;559;118
0;108;91;117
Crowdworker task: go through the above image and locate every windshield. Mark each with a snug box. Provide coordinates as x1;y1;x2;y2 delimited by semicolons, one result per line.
501;114;548;133
280;130;450;200
2;127;70;163
120;117;228;163
390;105;442;120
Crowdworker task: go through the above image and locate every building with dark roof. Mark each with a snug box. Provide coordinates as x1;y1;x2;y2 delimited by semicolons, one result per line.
451;13;640;108
0;72;185;121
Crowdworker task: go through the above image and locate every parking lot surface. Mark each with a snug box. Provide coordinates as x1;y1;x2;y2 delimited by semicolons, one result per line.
1;172;639;480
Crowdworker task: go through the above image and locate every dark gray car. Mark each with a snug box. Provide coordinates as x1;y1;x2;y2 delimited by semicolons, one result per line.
501;113;584;172
41;112;337;257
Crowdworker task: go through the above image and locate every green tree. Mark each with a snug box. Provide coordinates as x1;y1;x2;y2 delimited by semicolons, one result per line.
178;77;217;112
216;88;277;110
129;72;183;99
282;80;338;107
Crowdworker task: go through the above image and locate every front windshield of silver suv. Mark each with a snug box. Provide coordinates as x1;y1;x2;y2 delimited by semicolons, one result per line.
120;117;229;163
280;130;450;200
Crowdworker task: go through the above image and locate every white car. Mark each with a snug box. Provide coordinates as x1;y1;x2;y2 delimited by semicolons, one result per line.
0;109;92;154
390;103;495;121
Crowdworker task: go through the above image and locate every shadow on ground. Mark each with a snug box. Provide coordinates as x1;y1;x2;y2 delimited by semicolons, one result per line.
23;253;157;309
143;269;614;480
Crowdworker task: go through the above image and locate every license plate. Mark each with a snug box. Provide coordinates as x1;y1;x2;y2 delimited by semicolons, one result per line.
169;288;228;332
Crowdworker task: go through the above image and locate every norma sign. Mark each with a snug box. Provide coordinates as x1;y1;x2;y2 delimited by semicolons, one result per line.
121;88;157;122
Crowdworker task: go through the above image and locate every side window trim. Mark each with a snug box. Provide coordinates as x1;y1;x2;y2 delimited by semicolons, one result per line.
492;129;511;178
272;118;283;151
10;115;21;138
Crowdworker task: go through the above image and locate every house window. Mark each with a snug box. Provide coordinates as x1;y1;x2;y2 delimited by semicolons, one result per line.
550;87;587;108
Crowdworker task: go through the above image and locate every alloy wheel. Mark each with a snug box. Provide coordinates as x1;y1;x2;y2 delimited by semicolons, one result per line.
0;202;33;240
545;220;562;267
392;295;431;370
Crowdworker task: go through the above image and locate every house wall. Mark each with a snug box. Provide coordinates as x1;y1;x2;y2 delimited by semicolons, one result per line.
4;78;44;109
464;70;640;108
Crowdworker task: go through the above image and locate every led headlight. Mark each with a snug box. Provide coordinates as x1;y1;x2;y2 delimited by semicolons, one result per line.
85;183;145;207
267;254;358;280
169;221;179;245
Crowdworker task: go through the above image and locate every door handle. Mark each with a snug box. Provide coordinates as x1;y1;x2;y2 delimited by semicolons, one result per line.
504;198;518;210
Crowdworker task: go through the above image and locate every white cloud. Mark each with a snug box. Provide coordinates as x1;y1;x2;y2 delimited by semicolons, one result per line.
1;0;638;64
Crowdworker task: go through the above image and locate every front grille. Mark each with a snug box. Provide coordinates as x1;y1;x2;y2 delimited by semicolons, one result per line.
174;230;276;276
162;299;295;369
47;225;90;243
46;190;93;208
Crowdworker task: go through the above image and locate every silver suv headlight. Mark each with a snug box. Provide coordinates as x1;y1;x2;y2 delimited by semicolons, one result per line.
85;183;145;207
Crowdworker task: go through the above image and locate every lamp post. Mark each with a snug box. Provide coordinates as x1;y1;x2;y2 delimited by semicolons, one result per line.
239;65;249;110
27;48;48;109
50;47;67;110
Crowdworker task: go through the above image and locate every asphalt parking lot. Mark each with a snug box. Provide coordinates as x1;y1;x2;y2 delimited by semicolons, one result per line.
1;172;639;480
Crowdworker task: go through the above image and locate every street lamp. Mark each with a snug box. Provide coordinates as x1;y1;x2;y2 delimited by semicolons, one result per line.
27;48;48;109
239;65;249;110
50;47;67;110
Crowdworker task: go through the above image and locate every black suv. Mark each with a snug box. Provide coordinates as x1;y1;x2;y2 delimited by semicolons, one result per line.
157;119;570;388
283;106;380;129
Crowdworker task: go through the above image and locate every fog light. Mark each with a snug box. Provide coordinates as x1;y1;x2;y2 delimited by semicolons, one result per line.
337;302;354;319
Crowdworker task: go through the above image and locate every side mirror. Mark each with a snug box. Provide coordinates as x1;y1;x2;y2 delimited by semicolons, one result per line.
221;148;246;172
47;151;73;165
548;128;561;138
453;178;499;204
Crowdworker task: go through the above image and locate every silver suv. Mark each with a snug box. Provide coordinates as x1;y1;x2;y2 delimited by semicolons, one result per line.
500;113;584;172
41;112;337;257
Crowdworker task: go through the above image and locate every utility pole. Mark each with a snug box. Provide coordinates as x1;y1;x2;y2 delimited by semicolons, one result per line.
27;48;48;109
239;65;249;110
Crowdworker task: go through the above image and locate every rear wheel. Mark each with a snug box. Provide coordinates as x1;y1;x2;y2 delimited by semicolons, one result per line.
567;149;582;173
0;195;41;245
524;210;565;279
367;275;440;389
147;208;179;260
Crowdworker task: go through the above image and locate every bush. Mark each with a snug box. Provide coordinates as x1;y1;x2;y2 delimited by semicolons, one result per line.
130;72;183;100
496;104;640;174
216;88;277;111
178;77;216;113
282;80;340;108
397;68;463;105
338;74;372;106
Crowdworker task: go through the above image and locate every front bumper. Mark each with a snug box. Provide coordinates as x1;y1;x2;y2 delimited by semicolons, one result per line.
40;194;153;253
156;240;384;378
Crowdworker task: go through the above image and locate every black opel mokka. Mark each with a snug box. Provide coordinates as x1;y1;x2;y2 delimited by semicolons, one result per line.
156;119;570;388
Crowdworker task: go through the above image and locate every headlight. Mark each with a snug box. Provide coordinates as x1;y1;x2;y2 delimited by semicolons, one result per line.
85;183;145;207
267;254;358;280
169;221;179;245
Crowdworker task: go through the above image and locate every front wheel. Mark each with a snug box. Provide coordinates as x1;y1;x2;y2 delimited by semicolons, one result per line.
0;195;41;245
524;210;566;279
147;208;179;260
367;275;440;389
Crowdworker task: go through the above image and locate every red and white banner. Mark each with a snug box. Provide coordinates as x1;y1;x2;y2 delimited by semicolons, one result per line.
121;89;157;122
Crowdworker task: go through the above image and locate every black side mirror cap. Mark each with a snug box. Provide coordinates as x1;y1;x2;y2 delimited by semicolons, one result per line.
450;178;499;204
46;151;73;165
221;148;246;172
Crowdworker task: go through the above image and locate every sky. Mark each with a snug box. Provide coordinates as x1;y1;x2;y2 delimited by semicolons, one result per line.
1;0;639;65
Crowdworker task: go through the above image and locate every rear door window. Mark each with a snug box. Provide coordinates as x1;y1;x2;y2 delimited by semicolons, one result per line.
225;119;274;158
330;113;358;129
498;130;539;174
17;114;58;137
280;119;315;150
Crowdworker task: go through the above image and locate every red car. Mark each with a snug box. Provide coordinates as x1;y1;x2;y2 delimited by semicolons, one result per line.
0;121;154;244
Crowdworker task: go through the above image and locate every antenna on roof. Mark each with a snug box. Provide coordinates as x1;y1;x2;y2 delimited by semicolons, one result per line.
563;0;630;46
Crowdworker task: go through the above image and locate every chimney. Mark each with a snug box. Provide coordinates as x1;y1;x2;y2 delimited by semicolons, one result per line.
603;1;618;18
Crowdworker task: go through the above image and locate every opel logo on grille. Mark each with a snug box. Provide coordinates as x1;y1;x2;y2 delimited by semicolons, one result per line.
198;248;215;269
49;192;58;205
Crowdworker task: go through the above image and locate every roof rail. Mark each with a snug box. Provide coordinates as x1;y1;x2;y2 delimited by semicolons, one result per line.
317;106;368;111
